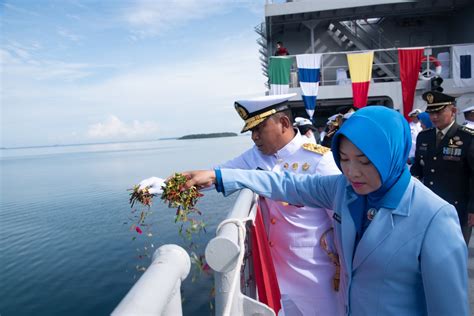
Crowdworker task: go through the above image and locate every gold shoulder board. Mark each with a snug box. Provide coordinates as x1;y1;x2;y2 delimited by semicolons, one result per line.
302;143;331;155
461;126;474;135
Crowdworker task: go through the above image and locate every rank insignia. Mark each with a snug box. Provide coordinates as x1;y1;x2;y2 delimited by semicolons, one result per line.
455;140;463;146
426;93;434;104
302;163;310;171
302;143;331;155
292;163;298;170
453;136;460;141
283;162;289;169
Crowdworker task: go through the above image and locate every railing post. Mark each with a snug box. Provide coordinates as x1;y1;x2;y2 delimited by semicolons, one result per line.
112;244;191;316
205;189;275;316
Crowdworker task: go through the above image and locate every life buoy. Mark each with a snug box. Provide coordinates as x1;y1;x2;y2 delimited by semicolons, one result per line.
419;56;442;80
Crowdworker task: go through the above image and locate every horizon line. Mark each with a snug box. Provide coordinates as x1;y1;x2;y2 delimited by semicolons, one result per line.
0;138;177;150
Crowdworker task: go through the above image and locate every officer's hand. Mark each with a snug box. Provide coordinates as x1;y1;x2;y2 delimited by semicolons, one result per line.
182;170;216;190
138;177;165;194
468;213;474;227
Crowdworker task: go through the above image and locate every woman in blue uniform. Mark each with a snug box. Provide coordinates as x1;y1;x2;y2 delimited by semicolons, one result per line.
184;106;469;315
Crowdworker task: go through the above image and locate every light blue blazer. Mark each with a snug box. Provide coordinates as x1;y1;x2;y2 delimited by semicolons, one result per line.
220;169;469;316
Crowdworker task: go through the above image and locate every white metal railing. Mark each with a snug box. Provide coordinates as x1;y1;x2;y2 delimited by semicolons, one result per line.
112;244;191;316
112;189;276;316
205;189;275;316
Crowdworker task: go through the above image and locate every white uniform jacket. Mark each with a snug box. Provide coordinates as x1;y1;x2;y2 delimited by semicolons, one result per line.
218;132;344;316
218;170;469;316
409;121;422;158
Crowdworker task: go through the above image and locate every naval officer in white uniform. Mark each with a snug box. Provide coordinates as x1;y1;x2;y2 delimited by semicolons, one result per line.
407;108;422;161
218;94;343;316
462;105;474;129
138;94;345;315
293;117;318;144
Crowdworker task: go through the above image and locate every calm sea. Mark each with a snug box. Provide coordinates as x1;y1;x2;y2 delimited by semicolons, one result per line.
0;136;253;316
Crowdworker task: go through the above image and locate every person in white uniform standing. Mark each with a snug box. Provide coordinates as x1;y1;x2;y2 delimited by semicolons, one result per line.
293;117;319;144
139;94;344;315
218;94;343;316
407;108;422;164
462;105;474;129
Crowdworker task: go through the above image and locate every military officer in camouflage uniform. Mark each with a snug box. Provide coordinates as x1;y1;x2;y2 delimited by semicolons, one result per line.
411;91;474;245
218;94;344;316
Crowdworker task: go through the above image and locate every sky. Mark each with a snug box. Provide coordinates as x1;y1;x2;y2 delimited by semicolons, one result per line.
0;0;267;147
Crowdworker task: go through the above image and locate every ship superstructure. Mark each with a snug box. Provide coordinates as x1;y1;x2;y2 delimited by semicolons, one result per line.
257;0;474;124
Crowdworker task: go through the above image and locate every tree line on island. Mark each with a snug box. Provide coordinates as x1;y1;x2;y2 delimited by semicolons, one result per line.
178;132;238;140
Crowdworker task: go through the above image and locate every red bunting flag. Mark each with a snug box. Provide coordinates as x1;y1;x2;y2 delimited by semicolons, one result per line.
250;204;281;314
398;48;424;120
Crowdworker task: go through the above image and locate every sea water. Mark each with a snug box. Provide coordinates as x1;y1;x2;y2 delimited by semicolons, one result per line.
0;136;253;316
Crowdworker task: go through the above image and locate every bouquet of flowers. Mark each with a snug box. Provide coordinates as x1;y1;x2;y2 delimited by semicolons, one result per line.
160;173;206;238
129;173;205;235
127;174;213;298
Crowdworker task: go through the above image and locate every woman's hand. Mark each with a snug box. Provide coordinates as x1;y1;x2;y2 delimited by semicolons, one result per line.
181;170;216;190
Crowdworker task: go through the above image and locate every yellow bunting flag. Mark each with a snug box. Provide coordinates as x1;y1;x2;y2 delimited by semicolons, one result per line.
347;51;374;108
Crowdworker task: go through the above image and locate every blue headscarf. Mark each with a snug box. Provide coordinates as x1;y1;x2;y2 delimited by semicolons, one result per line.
417;112;433;129
331;106;412;209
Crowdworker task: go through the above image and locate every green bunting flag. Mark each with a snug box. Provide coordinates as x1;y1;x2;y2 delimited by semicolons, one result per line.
269;56;294;95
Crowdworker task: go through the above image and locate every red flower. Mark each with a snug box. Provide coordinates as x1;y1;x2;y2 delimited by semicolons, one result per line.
136;226;143;234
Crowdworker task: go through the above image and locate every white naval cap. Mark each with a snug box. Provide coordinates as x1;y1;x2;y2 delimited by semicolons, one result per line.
408;108;422;117
462;105;474;113
343;111;354;120
293;117;313;127
234;93;296;133
328;114;342;121
326;114;342;126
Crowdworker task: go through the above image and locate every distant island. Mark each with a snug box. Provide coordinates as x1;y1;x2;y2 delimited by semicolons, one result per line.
178;132;238;140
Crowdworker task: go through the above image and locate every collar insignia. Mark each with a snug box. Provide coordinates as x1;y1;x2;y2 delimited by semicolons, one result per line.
426;93;434;104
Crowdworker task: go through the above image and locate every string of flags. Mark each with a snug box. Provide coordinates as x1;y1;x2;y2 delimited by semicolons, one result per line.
268;45;470;119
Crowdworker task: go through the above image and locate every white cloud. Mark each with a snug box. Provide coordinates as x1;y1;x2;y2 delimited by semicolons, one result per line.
3;40;40;61
57;27;82;42
3;3;41;17
86;115;159;139
0;45;102;83
2;30;266;146
78;32;265;111
126;0;221;28
1;3;267;146
66;13;81;20
124;0;260;38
